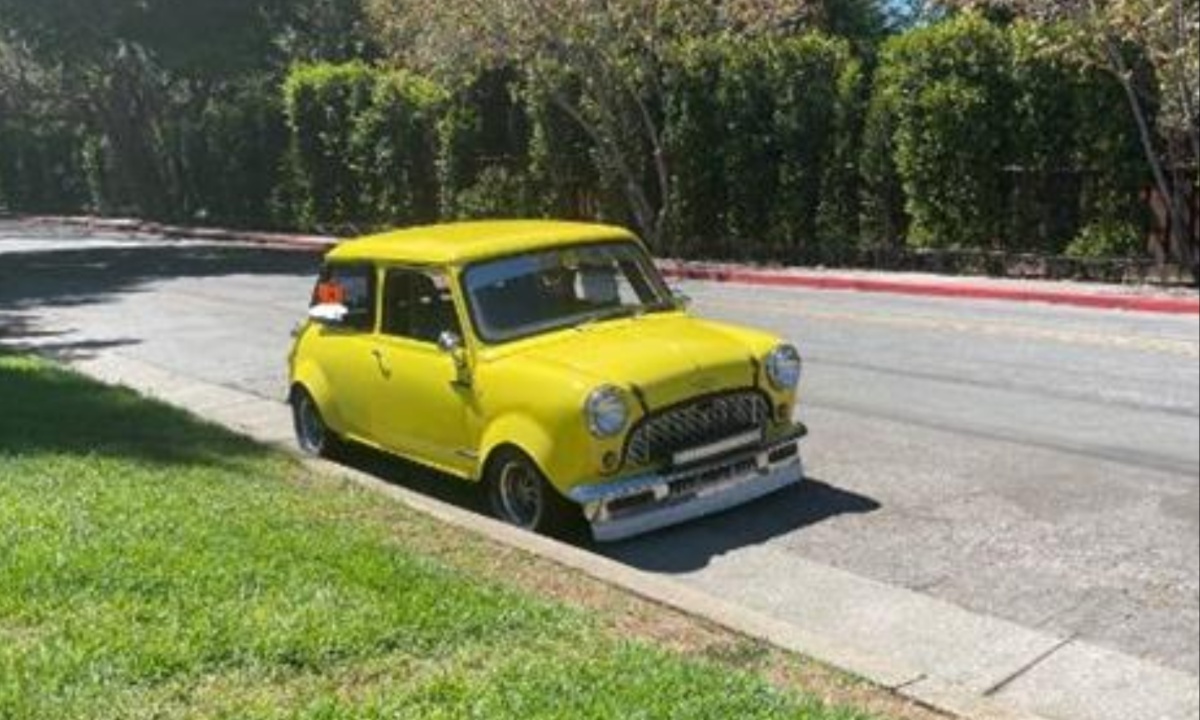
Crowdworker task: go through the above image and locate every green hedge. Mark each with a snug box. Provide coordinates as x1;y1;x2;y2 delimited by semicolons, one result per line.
663;34;863;263
873;14;1147;255
2;19;1154;266
283;62;443;232
180;77;289;226
438;69;537;220
0;120;91;214
876;14;1014;250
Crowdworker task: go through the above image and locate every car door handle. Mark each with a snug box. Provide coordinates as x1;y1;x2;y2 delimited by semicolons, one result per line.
371;349;392;378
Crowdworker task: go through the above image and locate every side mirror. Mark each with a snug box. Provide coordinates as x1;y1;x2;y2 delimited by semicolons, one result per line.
437;331;472;387
670;287;692;310
308;303;349;326
437;330;463;354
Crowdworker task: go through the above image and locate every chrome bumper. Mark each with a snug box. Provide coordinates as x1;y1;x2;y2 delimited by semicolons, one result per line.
567;425;806;543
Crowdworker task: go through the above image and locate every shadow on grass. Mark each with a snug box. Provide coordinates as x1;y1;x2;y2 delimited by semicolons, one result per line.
0;354;268;468
332;442;489;515
329;442;603;544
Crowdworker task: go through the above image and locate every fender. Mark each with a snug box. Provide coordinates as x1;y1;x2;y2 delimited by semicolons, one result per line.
477;412;558;486
289;359;344;435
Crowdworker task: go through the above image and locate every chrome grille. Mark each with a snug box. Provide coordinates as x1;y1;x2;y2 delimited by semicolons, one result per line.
625;390;770;467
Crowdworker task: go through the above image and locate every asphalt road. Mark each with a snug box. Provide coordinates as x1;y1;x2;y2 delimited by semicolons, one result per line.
3;221;1197;679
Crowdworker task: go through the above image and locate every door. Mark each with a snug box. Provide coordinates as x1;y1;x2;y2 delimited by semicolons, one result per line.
372;267;475;475
306;262;379;440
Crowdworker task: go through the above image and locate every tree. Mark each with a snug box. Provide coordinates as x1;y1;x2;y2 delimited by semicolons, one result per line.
363;0;876;249
365;0;695;246
943;0;1199;273
0;0;370;219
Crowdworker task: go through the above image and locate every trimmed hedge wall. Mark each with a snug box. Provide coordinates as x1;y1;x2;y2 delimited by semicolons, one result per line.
870;15;1146;256
2;15;1153;270
664;34;864;263
282;62;443;232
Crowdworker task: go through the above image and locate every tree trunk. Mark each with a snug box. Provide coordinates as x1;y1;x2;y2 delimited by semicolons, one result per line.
1106;41;1196;278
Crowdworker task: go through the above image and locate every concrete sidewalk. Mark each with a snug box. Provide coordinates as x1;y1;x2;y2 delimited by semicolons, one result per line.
59;350;1199;720
22;215;1200;315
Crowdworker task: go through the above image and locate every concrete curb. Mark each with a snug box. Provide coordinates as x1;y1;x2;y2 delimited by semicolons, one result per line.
21;215;1200;316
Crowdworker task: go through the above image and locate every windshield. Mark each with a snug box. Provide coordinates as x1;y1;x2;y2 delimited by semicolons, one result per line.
461;241;674;343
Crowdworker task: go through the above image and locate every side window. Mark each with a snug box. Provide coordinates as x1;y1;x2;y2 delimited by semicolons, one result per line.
381;268;461;344
311;264;377;332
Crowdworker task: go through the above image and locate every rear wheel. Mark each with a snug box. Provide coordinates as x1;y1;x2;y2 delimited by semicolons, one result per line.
485;449;574;535
291;388;337;458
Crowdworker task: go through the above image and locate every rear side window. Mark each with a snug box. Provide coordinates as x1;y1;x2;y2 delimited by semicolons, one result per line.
311;263;377;332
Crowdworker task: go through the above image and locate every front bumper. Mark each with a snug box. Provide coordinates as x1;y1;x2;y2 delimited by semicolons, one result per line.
567;425;806;543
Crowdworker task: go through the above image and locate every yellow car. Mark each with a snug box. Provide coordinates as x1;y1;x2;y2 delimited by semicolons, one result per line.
288;220;806;541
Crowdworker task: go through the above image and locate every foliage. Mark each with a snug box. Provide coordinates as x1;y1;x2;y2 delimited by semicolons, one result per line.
181;77;290;226
874;13;1149;255
0;119;90;213
662;34;862;263
857;77;907;255
876;13;1013;249
363;0;884;249
0;0;378;224
437;69;535;220
1007;21;1144;252
282;62;443;232
0;0;1181;270
1065;218;1143;258
941;0;1199;269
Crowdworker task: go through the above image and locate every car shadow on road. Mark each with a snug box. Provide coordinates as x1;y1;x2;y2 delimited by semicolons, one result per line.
327;441;881;574
593;478;880;573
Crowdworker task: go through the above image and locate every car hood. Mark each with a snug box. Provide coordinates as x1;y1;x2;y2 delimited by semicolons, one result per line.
517;313;770;410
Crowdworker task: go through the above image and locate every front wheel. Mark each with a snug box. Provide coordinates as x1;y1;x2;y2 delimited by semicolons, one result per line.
291;388;338;458
485;449;574;535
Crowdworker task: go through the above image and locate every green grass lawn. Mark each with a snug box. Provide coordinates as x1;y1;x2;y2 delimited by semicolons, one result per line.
0;354;883;720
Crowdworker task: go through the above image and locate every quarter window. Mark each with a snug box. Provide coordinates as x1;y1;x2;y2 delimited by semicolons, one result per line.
381;268;461;344
311;264;377;332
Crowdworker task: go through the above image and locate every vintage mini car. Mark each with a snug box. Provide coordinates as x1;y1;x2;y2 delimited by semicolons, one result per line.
288;220;806;541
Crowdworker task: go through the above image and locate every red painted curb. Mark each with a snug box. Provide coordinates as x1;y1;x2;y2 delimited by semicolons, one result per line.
660;265;1200;316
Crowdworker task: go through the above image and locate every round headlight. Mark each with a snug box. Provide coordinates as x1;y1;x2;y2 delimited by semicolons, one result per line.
766;345;803;390
585;385;629;438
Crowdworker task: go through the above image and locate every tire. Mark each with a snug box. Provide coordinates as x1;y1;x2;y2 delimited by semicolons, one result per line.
291;388;338;458
485;448;575;536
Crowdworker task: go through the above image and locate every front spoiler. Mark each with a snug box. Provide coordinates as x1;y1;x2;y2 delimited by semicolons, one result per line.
567;426;806;543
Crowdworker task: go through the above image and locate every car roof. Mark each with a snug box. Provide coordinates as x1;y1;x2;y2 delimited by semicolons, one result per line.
326;220;641;266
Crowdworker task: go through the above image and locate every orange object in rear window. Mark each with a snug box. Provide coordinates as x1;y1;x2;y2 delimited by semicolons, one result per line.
314;282;345;305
